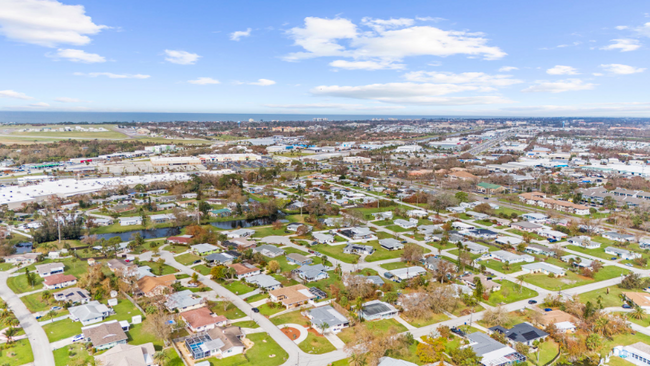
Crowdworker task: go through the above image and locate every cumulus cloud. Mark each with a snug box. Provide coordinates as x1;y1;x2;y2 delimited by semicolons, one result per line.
0;90;33;99
403;71;522;86
73;72;150;79
54;97;83;102
265;103;404;110
310;82;513;105
601;39;641;52
522;79;596;93
600;63;646;74
230;28;252;41
499;66;518;72
29;102;50;107
284;16;506;64
0;0;107;47
615;25;629;30
188;77;220;85
51;48;105;63
235;79;276;86
546;65;578;75
164;50;200;65
329;60;404;70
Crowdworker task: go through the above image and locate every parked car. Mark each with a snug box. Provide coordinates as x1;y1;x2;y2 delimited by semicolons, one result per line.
611;257;619;261
251;308;260;313
51;306;62;311
72;334;84;343
544;308;552;312
384;272;394;279
528;300;538;304
623;304;632;309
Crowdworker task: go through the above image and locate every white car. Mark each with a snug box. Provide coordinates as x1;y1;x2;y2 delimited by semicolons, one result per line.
72;334;84;343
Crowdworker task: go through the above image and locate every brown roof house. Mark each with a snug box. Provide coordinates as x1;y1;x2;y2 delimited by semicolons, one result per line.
82;320;128;350
269;284;315;309
94;343;156;366
136;274;176;297
184;326;245;360
227;263;261;279
181;307;228;332
43;274;77;290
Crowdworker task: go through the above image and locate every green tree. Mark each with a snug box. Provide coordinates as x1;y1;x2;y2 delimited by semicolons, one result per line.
455;191;469;203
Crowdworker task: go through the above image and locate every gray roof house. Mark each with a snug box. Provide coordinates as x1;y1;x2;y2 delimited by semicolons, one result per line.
69;301;111;326
312;232;335;244
605;246;642;260
286;253;313;266
205;252;235;265
82;320;128;351
294;264;329;282
466;332;526;366
307;305;350;333
489;323;549;346
244;274;282;291
54;287;90;304
35;262;65;277
360;300;398;321
379;238;404;251
253;245;285;258
343;244;375;255
165;290;204;312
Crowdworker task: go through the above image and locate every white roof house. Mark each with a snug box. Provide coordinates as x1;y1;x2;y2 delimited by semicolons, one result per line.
488;250;535;264
522;262;566;277
388;266;427;282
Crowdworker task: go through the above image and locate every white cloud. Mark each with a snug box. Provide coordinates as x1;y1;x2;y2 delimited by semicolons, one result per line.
55;97;83;102
499;66;518;72
592;72;604;76
284;16;506;63
188;77;220;85
403;71;522;86
522;79;596;93
236;79;276;86
546;65;578;75
310;82;513;105
329;60;404;70
164;50;200;65
0;0;107;47
415;16;446;22
230;28;251;41
635;22;650;37
615;25;629;30
265;103;404;110
601;39;641;52
73;72;150;79
52;48;105;63
29;102;50;107
0;90;33;99
600;63;646;74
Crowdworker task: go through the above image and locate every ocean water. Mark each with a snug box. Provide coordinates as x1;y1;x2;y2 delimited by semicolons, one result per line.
0;111;449;124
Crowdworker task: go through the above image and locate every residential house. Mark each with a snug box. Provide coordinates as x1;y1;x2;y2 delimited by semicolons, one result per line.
224;237;257;251
560;255;594;268
524;244;556;257
227;263;261;279
191;243;220;256
495;236;523;246
379;238;404;251
460;274;501;292
510;221;542;233
82;321;128;351
286;253;313;266
606;246;642;260
35;262;64;277
340;227;376;241
4;253;39;265
394;218;418;230
452;222;475;232
184;326;245;360
69;301;111;325
343;244;375;255
623;292;650;311
538;229;568;241
468;229;498;240
165;290;204;312
167;235;193;245
94;343;155;366
205;252;236;266
360;300;398;321
567;236;600;249
226;228;256;239
538;310;578;333
286;223;312;232
387;266;427;282
209;208;232;218
372;211;393;220
307;305;350;334
466;332;526;366
136;274;176;297
252;245;285;258
149;213;175;224
43;274;77;289
244;274;282;291
603;231;636;243
181;307;228;332
521;262;566;277
118;216;142;226
312;232;335;244
489;323;549;346
466;211;490;221
477;182;506;195
614;342;650;366
521;213;549;223
269;284;316;308
406;209;428;218
488;250;535;264
53;287;90;304
464;241;490;255
294;264;329;282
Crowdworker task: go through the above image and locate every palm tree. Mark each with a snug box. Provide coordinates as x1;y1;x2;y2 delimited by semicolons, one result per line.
47;310;57;321
355;296;364;320
4;327;17;344
350;352;367;366
153;351;168;366
630;306;646;320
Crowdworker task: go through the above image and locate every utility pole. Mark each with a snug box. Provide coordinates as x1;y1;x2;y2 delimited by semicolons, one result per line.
57;210;61;244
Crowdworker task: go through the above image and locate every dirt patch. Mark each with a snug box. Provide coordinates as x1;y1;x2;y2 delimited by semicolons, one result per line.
281;326;301;340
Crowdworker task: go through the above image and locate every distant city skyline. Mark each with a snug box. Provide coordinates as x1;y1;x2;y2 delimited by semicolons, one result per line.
1;0;650;116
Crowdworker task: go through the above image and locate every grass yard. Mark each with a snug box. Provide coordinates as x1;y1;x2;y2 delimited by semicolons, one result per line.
507;229;545;240
127;322;163;348
207;333;288;366
193;264;212;276
402;312;450;327
522;266;629;291
312;244;359;264
529;340;559;366
7;273;43;294
245;292;269;303
481;259;524;274
221;280;255;295
231;320;260;328
566;245;614;261
270;310;310;327
380;261;409;270
21;292;69;314
264;256;298;273
140;261;178;275
494;207;525;217
256;303;286;317
282;247;309;256
211;302;246;320
165;348;185;366
175;253;202;266
54;343;92;366
252;226;288;238
337;319;408;344
298;333;336;354
0;339;34;366
385;225;412;233
485;280;538;306
578;285;627;308
0;262;15;271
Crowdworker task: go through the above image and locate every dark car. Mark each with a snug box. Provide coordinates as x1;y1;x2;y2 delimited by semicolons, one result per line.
544;308;552;312
251;307;260;313
623;304;632;309
384;272;394;279
450;327;466;337
528;300;538;304
611;257;619;261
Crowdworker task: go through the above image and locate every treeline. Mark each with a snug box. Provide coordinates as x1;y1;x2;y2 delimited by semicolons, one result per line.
33;215;85;243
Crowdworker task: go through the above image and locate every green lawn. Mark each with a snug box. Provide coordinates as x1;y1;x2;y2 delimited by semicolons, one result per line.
529;340;559;366
507;229;544;240
54;343;92;366
0;262;15;271
165;347;185;366
311;244;359;264
402;312;450;327
128;322;164;348
140;261;178;275
282;247;309;256
338;319;407;344
485;280;538;306
270;310;310;327
211;302;246;320
231;320;260;328
566;245;614;260
482;259;525;274
522;266;629;291
385;225;411;233
264;256;297;273
494;207;525;217
207;333;288;366
0;339;34;366
21;292;70;314
193;264;212;275
257;303;286;317
222;280;255;295
578;285;627;308
380;261;409;270
245;293;269;303
298;333;336;354
252;226;289;238
7;273;43;293
175;253;202;266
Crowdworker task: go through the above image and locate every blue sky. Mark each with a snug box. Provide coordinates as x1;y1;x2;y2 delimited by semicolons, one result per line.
1;0;650;116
